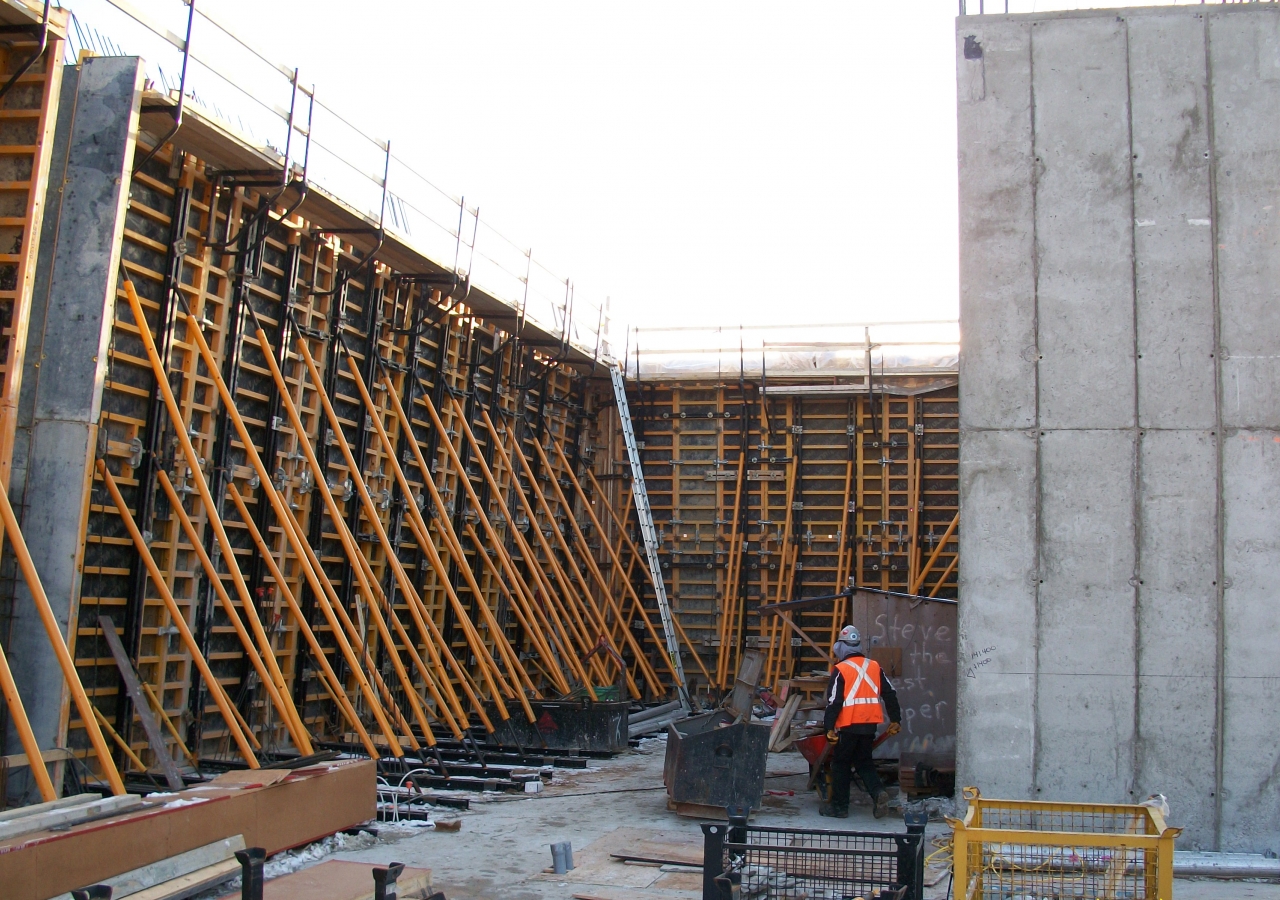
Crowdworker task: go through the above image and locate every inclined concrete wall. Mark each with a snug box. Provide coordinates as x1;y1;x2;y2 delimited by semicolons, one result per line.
3;57;143;780
957;4;1279;853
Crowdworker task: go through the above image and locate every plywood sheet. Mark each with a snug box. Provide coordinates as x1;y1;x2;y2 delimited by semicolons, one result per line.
234;860;431;900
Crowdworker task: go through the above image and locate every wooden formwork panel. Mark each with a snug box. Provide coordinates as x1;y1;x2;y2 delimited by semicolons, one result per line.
624;382;958;695
70;138;619;778
0;28;64;487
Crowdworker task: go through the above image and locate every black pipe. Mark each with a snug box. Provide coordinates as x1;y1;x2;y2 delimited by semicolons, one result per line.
133;1;194;175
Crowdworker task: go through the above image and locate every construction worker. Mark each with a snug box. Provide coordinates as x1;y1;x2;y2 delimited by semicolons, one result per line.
820;625;901;819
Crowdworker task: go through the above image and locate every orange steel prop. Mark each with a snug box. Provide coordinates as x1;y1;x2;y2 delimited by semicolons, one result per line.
184;314;405;755
97;459;257;768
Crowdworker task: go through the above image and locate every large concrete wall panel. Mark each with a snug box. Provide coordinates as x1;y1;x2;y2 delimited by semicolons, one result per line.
1035;429;1136;799
1221;432;1280;852
1033;17;1135;431
1136;429;1219;848
956;429;1038;796
958;4;1280;850
1212;9;1280;429
957;20;1037;431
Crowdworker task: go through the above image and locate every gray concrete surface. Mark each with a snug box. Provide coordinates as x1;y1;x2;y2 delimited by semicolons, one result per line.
3;57;143;766
957;4;1280;853
329;742;950;900
300;743;1265;900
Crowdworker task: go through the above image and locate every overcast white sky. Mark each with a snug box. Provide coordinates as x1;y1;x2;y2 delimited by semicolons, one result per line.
72;0;1212;337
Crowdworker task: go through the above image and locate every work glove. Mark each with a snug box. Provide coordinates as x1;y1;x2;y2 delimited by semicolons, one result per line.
826;730;839;744
886;722;901;736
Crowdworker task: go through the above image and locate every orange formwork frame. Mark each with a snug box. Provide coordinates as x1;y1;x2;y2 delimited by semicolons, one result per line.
414;387;587;696
472;403;615;691
539;434;666;696
184;312;405;757
121;280;313;755
344;353;538;719
0;24;66;492
294;338;497;733
96;460;258;769
377;370;571;698
261;329;461;741
484;410;638;699
586;468;712;689
436;394;601;697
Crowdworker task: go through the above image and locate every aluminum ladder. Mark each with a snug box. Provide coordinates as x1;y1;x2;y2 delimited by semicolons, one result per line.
610;363;691;710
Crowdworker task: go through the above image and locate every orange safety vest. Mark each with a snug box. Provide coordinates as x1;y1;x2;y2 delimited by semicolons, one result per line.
833;656;884;728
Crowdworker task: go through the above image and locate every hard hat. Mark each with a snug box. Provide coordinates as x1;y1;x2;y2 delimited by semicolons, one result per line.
837;625;860;645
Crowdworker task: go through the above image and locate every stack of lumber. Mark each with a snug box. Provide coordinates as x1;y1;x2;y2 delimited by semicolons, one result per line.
48;836;246;900
0;758;374;900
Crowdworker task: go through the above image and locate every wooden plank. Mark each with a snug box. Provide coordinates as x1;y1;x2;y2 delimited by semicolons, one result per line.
0;794;141;841
126;857;239;900
47;835;246;900
0;792;101;823
214;860;431;900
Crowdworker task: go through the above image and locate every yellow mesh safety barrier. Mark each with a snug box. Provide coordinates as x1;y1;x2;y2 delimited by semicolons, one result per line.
947;787;1181;900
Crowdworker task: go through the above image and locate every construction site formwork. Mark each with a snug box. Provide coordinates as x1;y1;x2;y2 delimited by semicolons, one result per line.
0;1;665;792
625;378;959;690
69;143;641;772
0;0;962;802
617;325;960;765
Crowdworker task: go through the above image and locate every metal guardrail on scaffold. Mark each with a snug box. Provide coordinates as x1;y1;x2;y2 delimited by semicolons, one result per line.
960;0;1257;14
55;0;610;365
620;320;960;382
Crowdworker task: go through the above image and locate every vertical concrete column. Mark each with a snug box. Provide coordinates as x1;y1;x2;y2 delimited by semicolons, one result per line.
1030;14;1139;803
955;18;1039;799
1208;6;1280;853
4;57;143;760
1128;11;1219;849
0;63;77;764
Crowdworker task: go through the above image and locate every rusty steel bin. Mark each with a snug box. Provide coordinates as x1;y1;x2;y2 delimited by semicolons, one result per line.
493;698;630;752
663;710;771;816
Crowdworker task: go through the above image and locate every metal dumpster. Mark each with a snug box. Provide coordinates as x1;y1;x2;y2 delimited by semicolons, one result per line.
492;698;630;753
663;709;771;818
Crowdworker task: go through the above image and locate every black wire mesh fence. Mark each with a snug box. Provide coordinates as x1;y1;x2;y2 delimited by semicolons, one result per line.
702;810;926;900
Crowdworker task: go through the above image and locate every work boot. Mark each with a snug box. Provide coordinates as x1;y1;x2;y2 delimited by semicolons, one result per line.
873;791;890;819
819;802;849;819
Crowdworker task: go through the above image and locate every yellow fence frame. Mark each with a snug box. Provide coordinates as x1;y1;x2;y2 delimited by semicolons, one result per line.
949;787;1181;900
